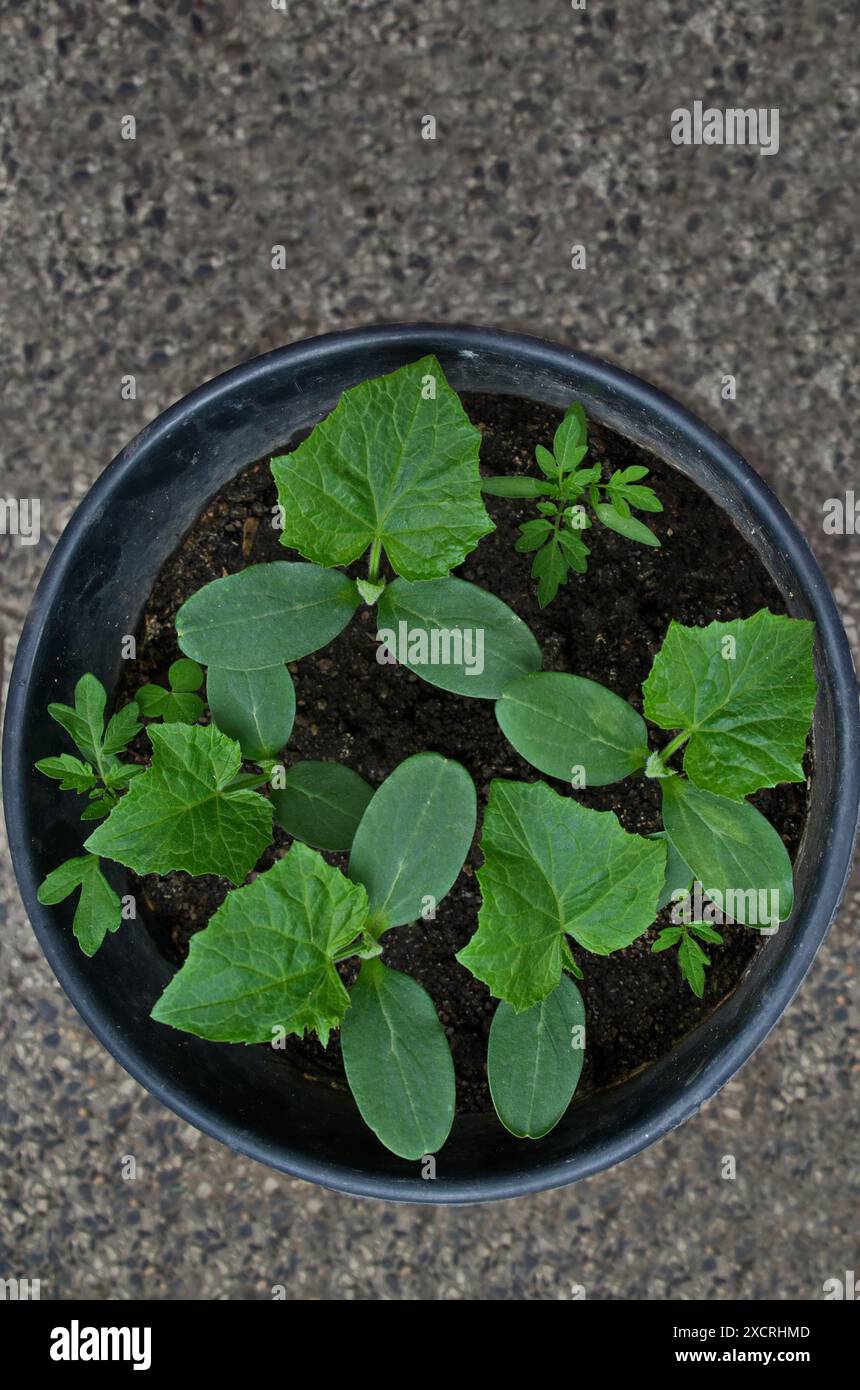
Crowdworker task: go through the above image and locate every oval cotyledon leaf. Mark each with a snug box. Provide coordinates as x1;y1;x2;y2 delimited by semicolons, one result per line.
271;761;374;852
175;562;359;671
488;975;586;1139
496;671;648;785
348;753;476;932
377;576;542;699
340;958;456;1159
207;664;296;762
660;776;793;927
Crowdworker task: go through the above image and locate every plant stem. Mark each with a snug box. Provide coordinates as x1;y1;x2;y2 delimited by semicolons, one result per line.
540;480;568;545
645;730;691;779
660;731;691;764
224;773;271;793
367;538;382;583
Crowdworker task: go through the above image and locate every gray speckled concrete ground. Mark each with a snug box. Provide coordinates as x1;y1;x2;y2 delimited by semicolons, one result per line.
1;0;858;1300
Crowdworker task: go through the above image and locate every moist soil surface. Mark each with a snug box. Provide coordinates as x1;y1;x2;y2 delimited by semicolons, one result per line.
119;393;810;1114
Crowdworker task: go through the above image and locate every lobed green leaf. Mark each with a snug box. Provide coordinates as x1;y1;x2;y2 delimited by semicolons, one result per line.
151;843;369;1045
678;929;709;997
651;926;682;953
515;519;553;552
271;356;493;581
457;780;665;1011
48;674;107;765
557;527;590;571
531;537;569;607
534;445;560;479
84;723;273;884
102;702;142;754
642;609;817;800
35;754;97;793
37;853;121;956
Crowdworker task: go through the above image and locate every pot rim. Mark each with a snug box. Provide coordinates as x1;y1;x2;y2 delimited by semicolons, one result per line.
4;322;859;1204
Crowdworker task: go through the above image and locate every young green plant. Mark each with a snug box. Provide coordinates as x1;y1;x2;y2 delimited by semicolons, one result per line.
492;609;816;996
151;753;477;1160
457;778;667;1137
135;658;205;724
35;674;143;953
174;358;542;703
31;361;817;1159
481;400;663;605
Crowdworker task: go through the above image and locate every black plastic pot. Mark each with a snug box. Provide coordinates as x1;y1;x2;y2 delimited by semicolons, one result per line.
4;325;858;1203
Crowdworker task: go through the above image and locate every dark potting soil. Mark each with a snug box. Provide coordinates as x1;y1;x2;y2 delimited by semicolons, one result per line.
119;393;810;1115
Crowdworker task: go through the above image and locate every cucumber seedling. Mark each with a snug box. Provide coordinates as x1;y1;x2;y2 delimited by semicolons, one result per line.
458;778;667;1138
143;752;477;1162
175;357;543;705
493;608;817;996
